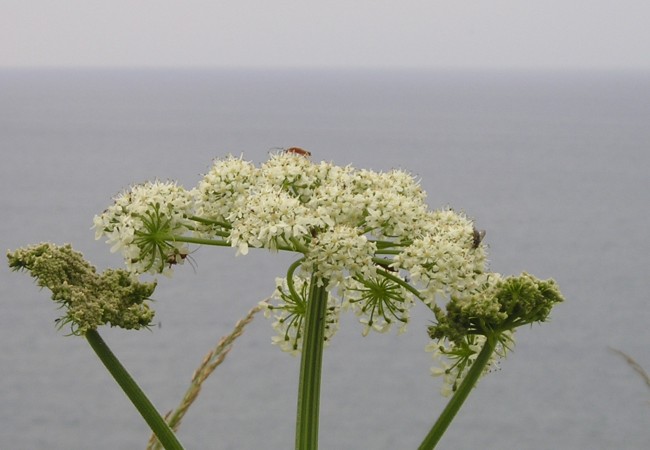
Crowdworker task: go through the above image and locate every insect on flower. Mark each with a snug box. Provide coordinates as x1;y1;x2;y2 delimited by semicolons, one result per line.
472;227;486;249
167;248;198;271
284;147;312;157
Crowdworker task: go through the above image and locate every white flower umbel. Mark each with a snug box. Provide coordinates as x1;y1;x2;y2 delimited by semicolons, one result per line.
352;168;428;239
93;180;196;274
95;153;493;339
259;152;321;202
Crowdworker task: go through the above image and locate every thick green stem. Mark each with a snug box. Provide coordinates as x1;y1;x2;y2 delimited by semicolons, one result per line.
418;336;496;450
295;274;329;450
85;330;184;450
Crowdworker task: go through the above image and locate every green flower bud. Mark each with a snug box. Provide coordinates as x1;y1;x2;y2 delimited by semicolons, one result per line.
8;243;156;335
428;272;564;343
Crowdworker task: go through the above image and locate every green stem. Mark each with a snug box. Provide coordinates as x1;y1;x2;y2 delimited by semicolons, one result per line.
373;248;403;255
418;336;496;450
286;258;306;301
295;274;329;450
289;237;310;254
186;215;232;229
374;265;426;303
166;235;231;247
166;235;299;253
85;330;184;450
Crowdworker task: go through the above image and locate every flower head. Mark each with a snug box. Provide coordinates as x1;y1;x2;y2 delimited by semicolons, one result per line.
195;155;258;228
7;243;156;335
228;186;319;255
260;152;321;202
93;181;195;274
303;225;377;287
426;272;563;394
393;210;487;305
92;153;562;365
428;272;564;344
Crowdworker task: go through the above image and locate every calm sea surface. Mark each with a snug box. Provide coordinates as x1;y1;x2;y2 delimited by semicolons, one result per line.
1;69;649;449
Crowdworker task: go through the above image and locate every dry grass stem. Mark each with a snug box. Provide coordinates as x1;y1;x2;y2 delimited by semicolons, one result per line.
610;347;650;389
147;301;267;450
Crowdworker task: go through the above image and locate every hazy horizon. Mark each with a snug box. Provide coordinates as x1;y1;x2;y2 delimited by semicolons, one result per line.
3;1;650;71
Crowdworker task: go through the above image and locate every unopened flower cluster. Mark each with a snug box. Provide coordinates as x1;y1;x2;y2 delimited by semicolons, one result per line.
7;243;155;335
427;273;563;395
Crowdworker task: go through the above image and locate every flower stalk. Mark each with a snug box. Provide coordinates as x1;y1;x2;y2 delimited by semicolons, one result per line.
418;336;496;450
295;274;329;450
85;329;184;450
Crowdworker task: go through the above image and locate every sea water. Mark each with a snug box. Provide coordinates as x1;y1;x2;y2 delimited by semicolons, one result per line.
1;68;649;449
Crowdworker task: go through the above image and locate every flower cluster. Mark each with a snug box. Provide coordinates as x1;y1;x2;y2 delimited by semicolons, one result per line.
394;210;487;305
7;145;565;447
195;156;257;227
428;273;564;343
93;181;196;274
7;243;156;335
91;150;560;393
228;186;318;255
303;225;378;287
426;273;564;394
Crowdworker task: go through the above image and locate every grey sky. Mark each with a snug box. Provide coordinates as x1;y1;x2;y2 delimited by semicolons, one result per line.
2;0;650;69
